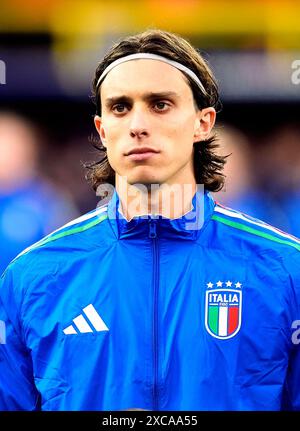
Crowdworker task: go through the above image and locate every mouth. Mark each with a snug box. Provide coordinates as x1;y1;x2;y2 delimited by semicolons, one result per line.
125;147;160;161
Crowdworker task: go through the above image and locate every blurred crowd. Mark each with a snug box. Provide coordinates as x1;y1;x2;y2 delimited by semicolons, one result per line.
0;112;80;273
0;110;299;273
214;123;300;238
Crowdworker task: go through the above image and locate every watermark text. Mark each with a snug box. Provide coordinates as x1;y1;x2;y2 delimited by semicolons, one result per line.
291;60;300;85
96;177;205;231
0;60;6;85
0;320;6;344
291;320;300;344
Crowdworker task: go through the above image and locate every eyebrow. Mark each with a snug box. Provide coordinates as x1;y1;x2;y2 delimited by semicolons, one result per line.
104;91;180;108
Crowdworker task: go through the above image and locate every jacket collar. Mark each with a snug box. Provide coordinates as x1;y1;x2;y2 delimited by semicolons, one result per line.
107;187;215;240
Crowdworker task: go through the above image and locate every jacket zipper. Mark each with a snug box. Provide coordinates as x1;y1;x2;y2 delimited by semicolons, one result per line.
149;219;159;410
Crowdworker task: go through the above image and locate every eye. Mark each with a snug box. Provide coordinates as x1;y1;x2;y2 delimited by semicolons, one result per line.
112;103;128;113
154;101;170;111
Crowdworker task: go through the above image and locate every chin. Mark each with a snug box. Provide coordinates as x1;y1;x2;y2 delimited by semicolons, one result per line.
128;175;162;186
125;170;161;186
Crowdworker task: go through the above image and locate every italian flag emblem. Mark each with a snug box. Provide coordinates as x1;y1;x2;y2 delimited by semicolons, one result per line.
205;288;242;339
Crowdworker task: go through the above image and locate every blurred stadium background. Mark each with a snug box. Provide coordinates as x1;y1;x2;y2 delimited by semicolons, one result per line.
1;0;300;271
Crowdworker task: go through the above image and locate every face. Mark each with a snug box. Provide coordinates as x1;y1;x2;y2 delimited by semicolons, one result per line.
95;59;215;187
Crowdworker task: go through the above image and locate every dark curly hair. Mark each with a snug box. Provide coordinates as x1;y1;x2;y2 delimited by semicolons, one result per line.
86;29;227;192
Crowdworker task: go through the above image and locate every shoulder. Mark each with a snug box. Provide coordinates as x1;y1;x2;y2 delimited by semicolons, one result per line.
2;204;109;278
0;205;110;323
211;202;300;258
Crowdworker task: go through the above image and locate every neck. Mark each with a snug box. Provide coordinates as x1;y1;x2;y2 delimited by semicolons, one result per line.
116;175;197;221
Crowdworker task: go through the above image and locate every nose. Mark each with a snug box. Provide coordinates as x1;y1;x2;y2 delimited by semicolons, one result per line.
129;106;149;138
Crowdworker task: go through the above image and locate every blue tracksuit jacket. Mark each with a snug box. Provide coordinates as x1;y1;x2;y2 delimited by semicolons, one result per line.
1;189;300;410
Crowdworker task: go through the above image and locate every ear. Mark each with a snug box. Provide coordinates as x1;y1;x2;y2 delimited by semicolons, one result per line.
193;107;216;143
94;115;107;148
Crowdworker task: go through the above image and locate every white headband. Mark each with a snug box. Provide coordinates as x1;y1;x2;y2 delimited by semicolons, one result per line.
96;53;207;95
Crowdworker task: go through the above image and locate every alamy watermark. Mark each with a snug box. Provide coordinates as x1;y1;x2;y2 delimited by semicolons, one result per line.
291;320;300;345
96;176;205;231
0;59;6;85
291;60;300;85
0;320;6;344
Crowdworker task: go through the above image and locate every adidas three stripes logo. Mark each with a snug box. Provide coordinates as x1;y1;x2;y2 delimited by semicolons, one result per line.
63;304;109;335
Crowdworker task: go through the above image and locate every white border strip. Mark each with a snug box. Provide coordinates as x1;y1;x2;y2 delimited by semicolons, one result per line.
215;205;300;245
58;205;108;231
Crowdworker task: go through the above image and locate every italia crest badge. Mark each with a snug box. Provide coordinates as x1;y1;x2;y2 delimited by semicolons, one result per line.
205;281;242;340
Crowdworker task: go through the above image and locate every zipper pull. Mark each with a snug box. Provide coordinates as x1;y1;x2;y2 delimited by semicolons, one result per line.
149;220;157;238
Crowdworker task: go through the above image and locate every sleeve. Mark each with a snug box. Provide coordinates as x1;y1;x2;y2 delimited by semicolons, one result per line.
0;264;40;410
281;248;300;410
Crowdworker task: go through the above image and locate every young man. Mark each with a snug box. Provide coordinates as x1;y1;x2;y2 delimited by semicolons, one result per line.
1;29;300;411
